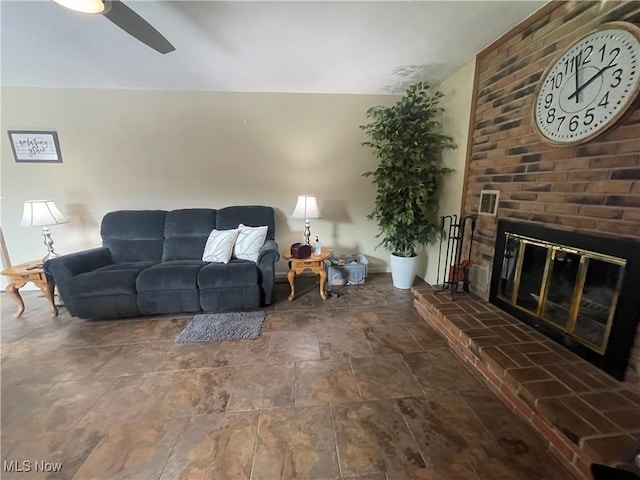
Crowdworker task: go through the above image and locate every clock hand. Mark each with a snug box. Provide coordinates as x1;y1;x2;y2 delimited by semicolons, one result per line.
573;55;580;103
568;64;615;101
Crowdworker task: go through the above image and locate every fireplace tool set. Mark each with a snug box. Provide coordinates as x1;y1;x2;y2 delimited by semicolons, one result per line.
436;214;477;300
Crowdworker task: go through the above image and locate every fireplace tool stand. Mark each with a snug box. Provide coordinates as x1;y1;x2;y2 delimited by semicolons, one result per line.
436;215;477;300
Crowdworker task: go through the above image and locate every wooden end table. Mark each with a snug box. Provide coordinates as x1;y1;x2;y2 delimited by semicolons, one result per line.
1;260;58;317
282;247;332;301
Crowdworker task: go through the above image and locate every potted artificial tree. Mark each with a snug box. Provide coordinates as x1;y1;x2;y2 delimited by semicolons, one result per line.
361;81;455;289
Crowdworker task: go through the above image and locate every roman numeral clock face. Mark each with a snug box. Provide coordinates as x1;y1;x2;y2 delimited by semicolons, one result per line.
534;22;640;146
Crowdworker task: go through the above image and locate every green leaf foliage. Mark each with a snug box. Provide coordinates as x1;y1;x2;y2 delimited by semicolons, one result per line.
360;82;456;258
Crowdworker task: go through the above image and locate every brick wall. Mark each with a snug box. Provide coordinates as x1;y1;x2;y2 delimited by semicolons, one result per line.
463;1;640;383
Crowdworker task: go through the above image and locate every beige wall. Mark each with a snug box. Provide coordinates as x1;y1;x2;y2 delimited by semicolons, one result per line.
1;88;400;282
419;59;476;284
1;80;474;289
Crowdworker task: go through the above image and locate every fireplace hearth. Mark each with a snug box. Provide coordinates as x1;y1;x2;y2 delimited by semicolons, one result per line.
490;220;640;380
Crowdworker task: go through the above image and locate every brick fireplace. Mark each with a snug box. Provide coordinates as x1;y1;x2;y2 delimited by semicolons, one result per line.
413;2;640;479
412;286;640;479
463;1;640;385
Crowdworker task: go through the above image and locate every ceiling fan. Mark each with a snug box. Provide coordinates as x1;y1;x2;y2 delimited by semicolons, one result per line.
52;0;175;54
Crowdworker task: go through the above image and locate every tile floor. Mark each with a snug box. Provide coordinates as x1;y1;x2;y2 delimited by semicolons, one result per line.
1;274;574;479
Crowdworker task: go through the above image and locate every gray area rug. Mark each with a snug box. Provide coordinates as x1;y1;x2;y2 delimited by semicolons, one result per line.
175;311;265;343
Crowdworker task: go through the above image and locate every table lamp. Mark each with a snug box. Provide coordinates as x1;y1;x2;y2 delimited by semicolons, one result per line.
20;200;69;263
291;194;321;246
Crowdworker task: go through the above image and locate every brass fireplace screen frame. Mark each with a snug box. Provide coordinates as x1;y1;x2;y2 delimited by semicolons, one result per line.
497;233;626;355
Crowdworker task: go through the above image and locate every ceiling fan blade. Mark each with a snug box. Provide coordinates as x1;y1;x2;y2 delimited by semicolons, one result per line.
102;1;175;54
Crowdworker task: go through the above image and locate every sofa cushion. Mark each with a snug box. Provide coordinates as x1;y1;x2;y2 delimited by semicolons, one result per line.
136;260;205;292
217;206;275;241
101;210;167;263
198;260;258;288
69;261;156;297
163;209;217;262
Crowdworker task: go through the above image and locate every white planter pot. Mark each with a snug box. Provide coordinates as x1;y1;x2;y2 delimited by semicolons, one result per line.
390;253;418;289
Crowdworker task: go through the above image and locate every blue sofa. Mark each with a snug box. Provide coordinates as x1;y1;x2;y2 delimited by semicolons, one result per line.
45;206;279;320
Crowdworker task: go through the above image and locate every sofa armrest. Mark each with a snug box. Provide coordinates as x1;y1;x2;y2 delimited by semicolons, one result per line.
256;240;280;305
44;247;113;315
257;240;279;265
45;247;112;277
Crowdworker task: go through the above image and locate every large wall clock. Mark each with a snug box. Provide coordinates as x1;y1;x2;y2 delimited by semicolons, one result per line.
533;21;640;146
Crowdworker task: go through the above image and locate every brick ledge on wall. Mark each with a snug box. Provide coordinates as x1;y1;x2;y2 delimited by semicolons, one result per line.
412;284;640;480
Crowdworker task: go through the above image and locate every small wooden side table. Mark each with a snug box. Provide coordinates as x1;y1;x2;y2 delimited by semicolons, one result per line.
282;248;332;301
1;260;58;317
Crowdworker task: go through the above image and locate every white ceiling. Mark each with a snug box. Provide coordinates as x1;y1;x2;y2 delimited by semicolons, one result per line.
1;0;546;95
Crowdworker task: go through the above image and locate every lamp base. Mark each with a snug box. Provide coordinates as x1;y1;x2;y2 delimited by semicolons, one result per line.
303;219;311;246
41;226;61;264
42;251;61;264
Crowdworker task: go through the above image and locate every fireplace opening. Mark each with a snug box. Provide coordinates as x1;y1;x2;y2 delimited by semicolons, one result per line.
490;220;640;380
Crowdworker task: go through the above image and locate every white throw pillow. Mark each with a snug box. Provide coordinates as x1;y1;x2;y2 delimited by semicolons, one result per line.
202;228;239;263
234;224;268;262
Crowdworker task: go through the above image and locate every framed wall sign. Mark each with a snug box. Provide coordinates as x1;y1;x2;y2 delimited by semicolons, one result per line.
7;130;63;163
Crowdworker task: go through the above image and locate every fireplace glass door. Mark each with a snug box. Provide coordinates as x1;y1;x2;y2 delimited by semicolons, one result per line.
497;233;625;354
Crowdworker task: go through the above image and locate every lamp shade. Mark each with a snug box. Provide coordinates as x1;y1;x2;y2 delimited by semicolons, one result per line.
291;195;322;219
20;200;68;227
